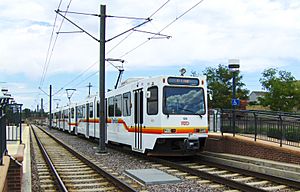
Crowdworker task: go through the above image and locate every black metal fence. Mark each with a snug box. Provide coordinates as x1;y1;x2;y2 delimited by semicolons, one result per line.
6;104;22;143
210;109;300;147
0;103;22;165
0;115;6;165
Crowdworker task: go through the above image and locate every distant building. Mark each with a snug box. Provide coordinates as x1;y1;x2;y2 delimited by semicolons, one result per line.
249;91;266;103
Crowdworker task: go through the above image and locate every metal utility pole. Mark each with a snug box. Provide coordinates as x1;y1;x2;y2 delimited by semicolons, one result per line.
98;4;107;153
87;82;92;96
55;4;150;154
41;98;44;116
228;59;240;137
49;85;52;129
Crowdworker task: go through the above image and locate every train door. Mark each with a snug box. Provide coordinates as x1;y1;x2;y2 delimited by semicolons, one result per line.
133;89;143;151
89;102;94;137
58;111;61;129
86;103;89;138
68;108;71;132
63;110;66;131
70;107;75;133
75;106;78;135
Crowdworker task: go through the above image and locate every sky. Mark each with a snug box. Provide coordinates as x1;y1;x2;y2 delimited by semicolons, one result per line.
1;0;300;111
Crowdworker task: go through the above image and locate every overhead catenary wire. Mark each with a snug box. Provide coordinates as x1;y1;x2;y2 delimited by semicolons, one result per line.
52;60;98;96
39;0;63;88
51;1;171;93
120;0;205;58
43;0;173;99
39;0;73;88
58;10;151;21
106;0;171;55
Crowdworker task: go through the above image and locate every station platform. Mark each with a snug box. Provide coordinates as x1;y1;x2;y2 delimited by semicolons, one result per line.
206;132;300;165
5;124;31;192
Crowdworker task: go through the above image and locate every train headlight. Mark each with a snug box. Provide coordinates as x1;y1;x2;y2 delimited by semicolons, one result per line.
163;128;171;133
195;128;207;133
163;128;176;133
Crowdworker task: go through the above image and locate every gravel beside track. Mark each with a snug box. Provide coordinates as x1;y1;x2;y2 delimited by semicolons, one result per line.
42;126;224;192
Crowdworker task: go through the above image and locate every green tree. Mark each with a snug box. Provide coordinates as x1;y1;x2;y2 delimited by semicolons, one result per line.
203;64;249;109
259;68;300;112
22;108;32;119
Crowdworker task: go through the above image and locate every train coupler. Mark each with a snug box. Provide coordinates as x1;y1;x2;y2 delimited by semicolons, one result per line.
184;134;200;150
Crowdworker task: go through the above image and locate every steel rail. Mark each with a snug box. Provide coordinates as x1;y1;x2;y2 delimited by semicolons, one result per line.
148;156;267;192
107;144;266;192
34;124;138;192
194;155;300;190
31;125;68;192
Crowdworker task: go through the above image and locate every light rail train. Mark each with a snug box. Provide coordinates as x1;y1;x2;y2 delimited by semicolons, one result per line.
51;75;208;155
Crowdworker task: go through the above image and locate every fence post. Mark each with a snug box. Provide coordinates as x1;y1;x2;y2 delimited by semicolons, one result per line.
0;114;7;165
0;116;3;165
279;114;283;147
254;112;257;142
221;109;223;136
233;109;236;137
19;104;22;144
215;110;219;132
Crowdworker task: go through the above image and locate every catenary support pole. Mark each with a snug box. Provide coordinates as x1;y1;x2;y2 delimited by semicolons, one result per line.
98;4;107;153
49;85;52;129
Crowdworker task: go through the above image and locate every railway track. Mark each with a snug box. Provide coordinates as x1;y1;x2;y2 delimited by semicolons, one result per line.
30;124;137;192
108;144;300;192
34;124;300;192
149;156;300;192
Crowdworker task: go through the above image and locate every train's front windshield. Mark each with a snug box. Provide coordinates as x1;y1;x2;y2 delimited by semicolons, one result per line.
163;87;205;115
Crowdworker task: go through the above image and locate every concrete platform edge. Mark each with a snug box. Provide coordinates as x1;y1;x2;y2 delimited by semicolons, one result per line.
198;153;300;182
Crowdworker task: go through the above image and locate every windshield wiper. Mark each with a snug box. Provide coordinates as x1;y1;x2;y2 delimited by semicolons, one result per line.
178;107;202;118
196;113;203;118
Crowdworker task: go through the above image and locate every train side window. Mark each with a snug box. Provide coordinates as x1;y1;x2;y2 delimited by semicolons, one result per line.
71;108;75;118
114;94;122;117
123;92;131;116
64;110;68;118
147;86;158;115
76;106;81;118
82;105;86;118
108;97;114;117
89;102;93;118
97;101;100;117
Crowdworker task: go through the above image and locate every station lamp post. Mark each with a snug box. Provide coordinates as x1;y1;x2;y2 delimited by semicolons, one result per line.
228;59;240;137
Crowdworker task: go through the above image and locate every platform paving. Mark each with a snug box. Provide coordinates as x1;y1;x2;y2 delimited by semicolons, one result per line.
7;124;31;192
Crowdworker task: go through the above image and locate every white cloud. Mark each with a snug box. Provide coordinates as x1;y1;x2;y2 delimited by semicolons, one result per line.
1;0;300;108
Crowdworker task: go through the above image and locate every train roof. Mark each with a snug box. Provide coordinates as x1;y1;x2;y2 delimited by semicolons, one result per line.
119;75;206;88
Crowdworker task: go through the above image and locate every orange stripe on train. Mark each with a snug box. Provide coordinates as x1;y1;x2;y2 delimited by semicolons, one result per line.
75;118;208;134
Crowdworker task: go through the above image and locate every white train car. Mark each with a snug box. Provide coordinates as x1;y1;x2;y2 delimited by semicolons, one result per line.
53;75;208;155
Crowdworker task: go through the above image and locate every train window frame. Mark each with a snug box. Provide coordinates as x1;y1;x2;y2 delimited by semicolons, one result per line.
108;97;114;117
114;94;122;117
76;105;82;118
163;86;206;116
64;109;68;118
89;102;93;118
123;92;131;116
71;108;75;119
97;101;100;117
82;105;86;118
147;86;158;115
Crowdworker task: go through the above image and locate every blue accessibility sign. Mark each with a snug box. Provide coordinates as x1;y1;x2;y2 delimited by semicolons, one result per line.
232;99;240;106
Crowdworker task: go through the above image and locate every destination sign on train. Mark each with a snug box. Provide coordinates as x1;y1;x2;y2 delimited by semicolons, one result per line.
167;77;199;86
